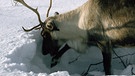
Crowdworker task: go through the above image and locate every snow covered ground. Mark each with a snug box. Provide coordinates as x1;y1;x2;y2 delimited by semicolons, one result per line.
1;0;135;76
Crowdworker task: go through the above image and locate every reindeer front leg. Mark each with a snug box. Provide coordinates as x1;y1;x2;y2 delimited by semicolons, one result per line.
51;44;70;67
97;41;112;75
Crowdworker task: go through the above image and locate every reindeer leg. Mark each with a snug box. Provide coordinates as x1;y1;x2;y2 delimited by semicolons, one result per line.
102;49;112;75
51;44;70;67
97;41;112;75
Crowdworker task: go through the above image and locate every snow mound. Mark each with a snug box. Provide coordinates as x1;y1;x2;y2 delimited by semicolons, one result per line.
121;65;135;75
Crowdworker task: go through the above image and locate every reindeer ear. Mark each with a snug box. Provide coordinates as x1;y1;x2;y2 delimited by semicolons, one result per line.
54;12;59;16
46;21;53;31
46;21;59;31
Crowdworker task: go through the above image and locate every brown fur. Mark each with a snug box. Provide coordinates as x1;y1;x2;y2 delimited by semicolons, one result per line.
100;0;135;45
78;0;135;45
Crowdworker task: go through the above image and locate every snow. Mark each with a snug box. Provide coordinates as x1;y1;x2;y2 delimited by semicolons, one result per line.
0;0;135;76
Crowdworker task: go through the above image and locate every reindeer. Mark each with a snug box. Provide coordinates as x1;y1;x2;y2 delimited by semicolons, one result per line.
15;0;135;75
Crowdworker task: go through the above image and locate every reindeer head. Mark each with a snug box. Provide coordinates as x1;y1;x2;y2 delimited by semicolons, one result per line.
41;16;61;56
15;0;61;56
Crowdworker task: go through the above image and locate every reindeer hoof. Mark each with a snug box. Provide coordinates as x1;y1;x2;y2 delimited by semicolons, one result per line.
51;56;60;67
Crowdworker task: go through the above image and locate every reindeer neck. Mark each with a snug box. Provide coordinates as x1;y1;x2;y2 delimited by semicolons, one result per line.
51;7;89;40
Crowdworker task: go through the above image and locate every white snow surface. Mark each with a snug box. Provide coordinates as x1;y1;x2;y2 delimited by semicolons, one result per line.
1;0;135;76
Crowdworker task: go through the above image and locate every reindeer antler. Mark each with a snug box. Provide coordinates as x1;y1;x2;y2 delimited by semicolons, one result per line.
46;0;52;17
15;0;42;23
22;24;41;32
15;0;53;32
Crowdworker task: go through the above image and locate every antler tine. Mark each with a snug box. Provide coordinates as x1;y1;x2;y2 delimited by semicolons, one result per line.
15;0;53;32
22;24;41;32
15;0;42;24
46;0;52;17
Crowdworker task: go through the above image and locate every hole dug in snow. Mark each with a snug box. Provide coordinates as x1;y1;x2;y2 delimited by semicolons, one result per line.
4;30;128;75
4;31;50;74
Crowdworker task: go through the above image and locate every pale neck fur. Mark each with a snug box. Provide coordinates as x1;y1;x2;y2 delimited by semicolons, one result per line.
51;0;101;40
52;4;86;40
